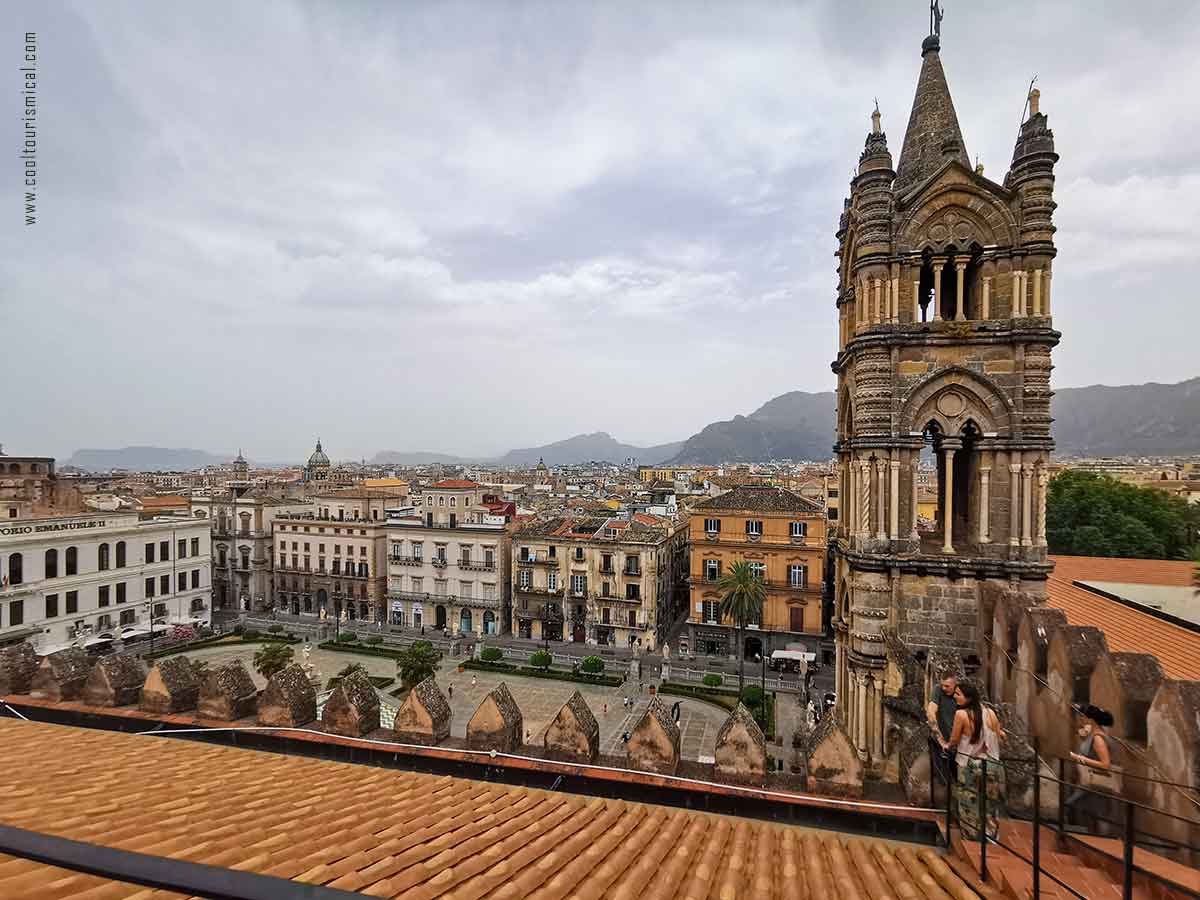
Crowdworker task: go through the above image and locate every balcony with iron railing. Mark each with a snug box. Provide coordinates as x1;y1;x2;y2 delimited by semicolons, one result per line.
517;555;558;566
514;584;564;598
387;589;501;609
458;559;497;572
389;555;424;566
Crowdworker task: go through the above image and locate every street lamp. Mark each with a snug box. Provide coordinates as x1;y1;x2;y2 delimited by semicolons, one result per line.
755;652;767;731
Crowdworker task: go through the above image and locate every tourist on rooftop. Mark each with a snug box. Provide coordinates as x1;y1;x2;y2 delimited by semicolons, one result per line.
941;680;1005;841
1066;705;1117;831
926;673;959;799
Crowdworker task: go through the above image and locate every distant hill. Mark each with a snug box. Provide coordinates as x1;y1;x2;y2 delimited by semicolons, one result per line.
66;447;231;471
369;450;474;465
666;391;837;464
1052;377;1200;456
499;432;683;467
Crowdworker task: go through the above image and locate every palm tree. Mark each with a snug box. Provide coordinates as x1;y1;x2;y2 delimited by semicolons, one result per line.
397;640;439;690
717;560;767;696
253;642;294;680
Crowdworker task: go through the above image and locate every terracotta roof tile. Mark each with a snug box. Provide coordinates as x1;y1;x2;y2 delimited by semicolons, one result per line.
428;479;480;489
1050;555;1195;588
0;718;973;898
1046;574;1200;681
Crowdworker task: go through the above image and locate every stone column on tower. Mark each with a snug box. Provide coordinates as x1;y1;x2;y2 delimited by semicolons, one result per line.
1009;458;1022;548
954;261;967;320
889;459;901;540
875;456;887;540
979;466;991;543
1021;464;1034;547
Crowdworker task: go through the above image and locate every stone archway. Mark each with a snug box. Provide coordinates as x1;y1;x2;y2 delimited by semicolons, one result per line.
483;610;496;635
435;604;447;630
460;608;473;634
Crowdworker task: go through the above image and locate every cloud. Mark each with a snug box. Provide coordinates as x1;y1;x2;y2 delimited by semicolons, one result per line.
3;0;1199;460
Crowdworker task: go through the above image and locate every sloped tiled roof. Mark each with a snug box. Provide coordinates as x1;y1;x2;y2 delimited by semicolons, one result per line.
694;484;822;514
429;479;480;489
1045;573;1200;681
1050;555;1195;588
0;718;969;899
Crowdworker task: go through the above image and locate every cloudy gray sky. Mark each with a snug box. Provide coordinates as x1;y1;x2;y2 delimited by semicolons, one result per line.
4;1;1199;463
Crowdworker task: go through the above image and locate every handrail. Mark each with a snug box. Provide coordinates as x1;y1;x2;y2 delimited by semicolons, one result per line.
942;739;1200;900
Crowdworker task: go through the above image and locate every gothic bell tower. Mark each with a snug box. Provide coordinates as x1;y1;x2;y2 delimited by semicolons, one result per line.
830;19;1060;774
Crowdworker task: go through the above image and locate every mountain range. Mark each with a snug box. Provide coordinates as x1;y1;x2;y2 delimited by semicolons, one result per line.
63;377;1200;471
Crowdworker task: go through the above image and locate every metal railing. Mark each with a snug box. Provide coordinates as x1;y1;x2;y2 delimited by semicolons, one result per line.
939;739;1200;899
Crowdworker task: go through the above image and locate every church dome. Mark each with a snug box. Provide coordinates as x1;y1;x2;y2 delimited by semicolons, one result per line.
308;439;330;467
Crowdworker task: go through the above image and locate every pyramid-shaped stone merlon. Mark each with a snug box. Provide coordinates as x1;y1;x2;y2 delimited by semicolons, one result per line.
257;663;316;728
714;703;767;783
804;710;864;798
198;659;258;721
31;648;90;701
466;681;523;753
627;696;681;775
543;690;600;763
82;653;145;707
140;655;199;714
393;676;451;745
322;669;380;737
0;642;38;695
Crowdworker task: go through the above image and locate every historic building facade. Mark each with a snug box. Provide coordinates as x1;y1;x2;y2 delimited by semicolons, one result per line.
1;511;211;650
686;485;826;659
385;480;512;637
830;24;1059;773
511;514;685;649
190;492;310;612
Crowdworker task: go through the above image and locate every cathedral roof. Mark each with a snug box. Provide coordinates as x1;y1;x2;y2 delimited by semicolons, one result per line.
893;35;971;195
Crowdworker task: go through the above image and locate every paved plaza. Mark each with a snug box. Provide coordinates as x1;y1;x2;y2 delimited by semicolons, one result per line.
175;640;727;759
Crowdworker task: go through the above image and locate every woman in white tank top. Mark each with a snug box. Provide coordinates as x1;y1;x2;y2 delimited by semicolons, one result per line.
939;680;1006;840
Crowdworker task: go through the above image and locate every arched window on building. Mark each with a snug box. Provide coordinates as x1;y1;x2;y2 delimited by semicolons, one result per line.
65;546;78;576
115;541;126;568
98;543;110;571
44;548;58;579
7;552;22;585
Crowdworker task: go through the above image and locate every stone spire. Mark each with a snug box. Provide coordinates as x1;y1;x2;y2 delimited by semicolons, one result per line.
893;31;971;194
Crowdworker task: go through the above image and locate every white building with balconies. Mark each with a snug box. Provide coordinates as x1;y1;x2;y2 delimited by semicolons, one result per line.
0;511;212;652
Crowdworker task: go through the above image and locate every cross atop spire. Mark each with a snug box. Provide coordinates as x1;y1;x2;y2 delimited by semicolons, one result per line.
930;0;943;37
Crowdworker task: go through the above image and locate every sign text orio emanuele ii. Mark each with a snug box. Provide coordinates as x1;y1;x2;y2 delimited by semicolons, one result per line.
0;519;108;537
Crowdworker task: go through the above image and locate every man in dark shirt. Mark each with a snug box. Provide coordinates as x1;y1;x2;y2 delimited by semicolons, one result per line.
926;674;959;798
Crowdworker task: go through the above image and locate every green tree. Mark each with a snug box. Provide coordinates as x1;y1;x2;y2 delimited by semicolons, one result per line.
396;640;439;689
716;560;767;696
1046;471;1200;559
336;662;368;680
253;642;294;680
529;650;552;670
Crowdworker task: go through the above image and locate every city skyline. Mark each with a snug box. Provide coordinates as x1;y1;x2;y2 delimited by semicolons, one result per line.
6;1;1200;461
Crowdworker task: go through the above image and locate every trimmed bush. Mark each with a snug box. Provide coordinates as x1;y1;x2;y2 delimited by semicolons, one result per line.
580;655;605;675
364;635;383;645
242;629;260;640
481;647;503;663
267;624;284;634
337;632;358;643
463;659;621;687
740;685;765;707
317;641;412;661
702;673;723;688
529;650;552;670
